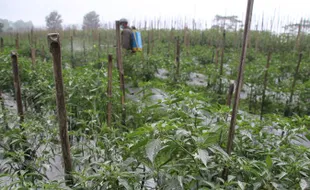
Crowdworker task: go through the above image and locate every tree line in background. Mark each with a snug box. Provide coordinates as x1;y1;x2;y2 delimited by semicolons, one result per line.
0;19;33;32
1;10;310;35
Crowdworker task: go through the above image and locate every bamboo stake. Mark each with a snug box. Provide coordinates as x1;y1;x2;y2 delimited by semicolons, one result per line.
31;48;36;65
70;36;74;68
260;52;272;120
175;36;181;82
83;40;86;62
223;0;254;180
147;30;151;55
287;53;303;111
11;52;24;123
219;30;226;94
226;83;235;107
0;37;3;52
15;33;19;50
107;54;113;127
98;32;101;59
115;21;126;126
41;45;45;61
48;33;73;186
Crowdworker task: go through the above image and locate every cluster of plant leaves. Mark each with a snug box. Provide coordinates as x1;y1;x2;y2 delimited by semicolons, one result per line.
1;29;310;190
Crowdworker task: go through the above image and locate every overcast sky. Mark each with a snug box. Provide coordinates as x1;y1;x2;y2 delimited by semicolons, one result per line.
1;0;309;30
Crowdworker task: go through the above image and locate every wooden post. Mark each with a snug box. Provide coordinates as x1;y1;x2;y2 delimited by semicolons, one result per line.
115;21;126;126
0;37;3;52
295;19;302;52
98;32;101;59
31;48;36;65
260;52;272;120
41;45;45;61
285;53;303;117
219;30;226;94
107;54;113;127
70;36;74;68
223;0;254;180
220;30;226;76
226;83;235;107
48;33;73;186
175;36;181;82
147;30;151;55
83;40;86;62
15;33;19;50
11;52;24;123
289;53;303;103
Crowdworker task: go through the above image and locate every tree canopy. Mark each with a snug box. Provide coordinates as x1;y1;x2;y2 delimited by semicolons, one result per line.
83;11;100;30
45;11;63;31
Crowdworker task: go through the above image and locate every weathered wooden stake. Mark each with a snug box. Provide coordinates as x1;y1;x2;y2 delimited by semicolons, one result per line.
115;21;126;126
107;54;113;128
31;48;36;65
175;36;181;82
285;53;303;116
147;30;151;55
11;52;24;123
48;33;73;186
220;30;226;76
15;33;19;50
41;45;45;61
219;30;226;94
0;37;3;52
70;36;74;68
223;0;254;180
260;52;272;120
98;32;101;59
226;83;235;107
83;40;86;62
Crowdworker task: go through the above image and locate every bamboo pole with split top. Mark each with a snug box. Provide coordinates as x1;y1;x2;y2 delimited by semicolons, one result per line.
107;54;113;127
48;33;73;186
223;0;255;180
115;21;126;126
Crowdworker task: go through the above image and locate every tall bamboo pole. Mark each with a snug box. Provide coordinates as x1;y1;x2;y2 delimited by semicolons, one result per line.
48;33;73;186
223;0;255;180
115;21;126;126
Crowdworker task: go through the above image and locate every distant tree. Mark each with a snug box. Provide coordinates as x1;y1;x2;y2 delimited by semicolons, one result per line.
0;19;11;31
284;19;310;34
13;20;33;31
212;15;242;31
83;11;100;30
45;11;63;31
0;23;3;32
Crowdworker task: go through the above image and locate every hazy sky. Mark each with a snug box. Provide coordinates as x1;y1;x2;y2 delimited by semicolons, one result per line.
1;0;309;30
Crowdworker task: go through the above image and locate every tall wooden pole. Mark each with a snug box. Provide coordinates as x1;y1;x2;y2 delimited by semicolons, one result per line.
0;37;3;52
107;54;113;128
115;21;126;126
175;36;181;82
223;0;255;180
11;52;24;123
48;33;73;186
260;52;272;120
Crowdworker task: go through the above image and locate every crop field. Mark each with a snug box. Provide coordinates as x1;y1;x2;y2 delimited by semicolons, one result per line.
1;3;310;190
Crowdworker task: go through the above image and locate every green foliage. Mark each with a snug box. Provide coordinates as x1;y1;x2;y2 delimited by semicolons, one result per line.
0;27;310;189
